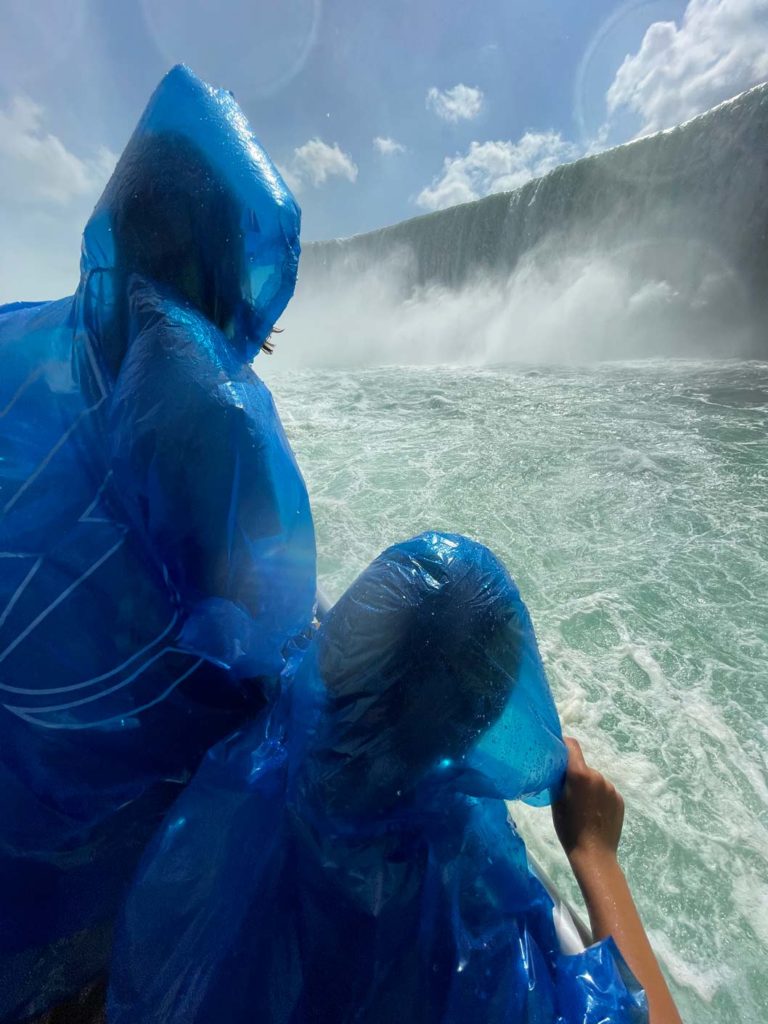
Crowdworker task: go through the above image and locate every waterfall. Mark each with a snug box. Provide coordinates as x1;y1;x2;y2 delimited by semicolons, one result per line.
283;85;768;364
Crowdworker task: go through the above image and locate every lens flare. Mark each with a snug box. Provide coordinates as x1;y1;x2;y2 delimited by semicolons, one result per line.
141;0;321;97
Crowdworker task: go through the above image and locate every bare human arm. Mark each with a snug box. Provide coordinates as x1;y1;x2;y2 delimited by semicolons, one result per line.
552;737;682;1024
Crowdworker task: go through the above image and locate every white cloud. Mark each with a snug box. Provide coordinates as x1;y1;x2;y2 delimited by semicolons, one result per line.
0;96;117;301
0;96;116;205
373;135;405;155
416;132;579;211
426;84;484;123
288;137;358;190
606;0;768;135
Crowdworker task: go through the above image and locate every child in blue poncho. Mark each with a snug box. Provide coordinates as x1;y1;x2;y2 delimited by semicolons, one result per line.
109;532;680;1023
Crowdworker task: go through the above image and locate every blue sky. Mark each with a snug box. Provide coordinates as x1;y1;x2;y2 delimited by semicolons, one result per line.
2;0;767;301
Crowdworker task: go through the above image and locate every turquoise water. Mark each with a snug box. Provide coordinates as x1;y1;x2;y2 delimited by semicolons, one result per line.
264;359;768;1023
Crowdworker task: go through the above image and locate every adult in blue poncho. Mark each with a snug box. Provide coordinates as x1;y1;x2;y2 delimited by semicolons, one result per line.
0;67;315;1021
108;533;654;1024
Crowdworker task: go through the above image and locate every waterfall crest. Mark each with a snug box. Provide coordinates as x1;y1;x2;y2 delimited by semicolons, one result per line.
285;86;768;364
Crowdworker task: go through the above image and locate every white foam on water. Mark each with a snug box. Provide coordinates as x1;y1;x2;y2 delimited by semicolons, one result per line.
732;873;768;947
647;927;735;1003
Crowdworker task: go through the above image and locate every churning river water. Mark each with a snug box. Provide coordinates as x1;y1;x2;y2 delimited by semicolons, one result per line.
263;359;767;1024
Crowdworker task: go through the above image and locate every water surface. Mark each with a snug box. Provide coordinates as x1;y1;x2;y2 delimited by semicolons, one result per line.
265;359;768;1023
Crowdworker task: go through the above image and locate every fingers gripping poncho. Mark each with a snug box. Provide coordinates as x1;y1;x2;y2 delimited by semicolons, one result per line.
0;67;315;1021
109;533;647;1024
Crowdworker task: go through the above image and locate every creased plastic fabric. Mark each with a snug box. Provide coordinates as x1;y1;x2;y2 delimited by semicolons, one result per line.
0;66;315;1021
109;533;647;1023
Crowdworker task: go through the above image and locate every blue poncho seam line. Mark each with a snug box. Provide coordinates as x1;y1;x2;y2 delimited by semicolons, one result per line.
7;656;205;730
0;611;180;697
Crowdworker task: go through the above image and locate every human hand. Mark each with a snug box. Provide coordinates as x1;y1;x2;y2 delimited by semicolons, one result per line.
552;738;682;1023
551;737;624;866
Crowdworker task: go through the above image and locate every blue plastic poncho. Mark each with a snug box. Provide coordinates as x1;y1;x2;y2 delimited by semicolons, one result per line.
0;66;315;1020
109;533;647;1024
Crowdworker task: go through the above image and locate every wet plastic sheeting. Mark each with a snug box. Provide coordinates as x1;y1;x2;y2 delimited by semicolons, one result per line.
0;66;315;1021
109;533;647;1023
304;532;568;813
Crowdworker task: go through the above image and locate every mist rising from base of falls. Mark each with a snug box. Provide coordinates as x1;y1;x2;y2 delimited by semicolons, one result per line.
279;236;759;367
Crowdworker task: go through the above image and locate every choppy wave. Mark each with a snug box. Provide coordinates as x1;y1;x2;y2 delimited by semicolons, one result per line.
263;358;768;1024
